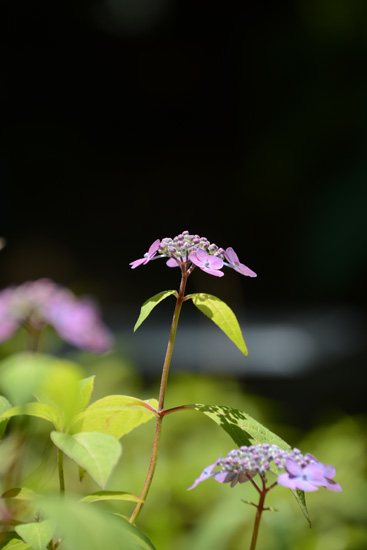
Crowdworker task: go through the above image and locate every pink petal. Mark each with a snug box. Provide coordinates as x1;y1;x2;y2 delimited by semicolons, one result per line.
225;247;240;265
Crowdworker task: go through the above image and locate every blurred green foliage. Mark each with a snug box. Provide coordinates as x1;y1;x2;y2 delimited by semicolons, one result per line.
1;337;365;550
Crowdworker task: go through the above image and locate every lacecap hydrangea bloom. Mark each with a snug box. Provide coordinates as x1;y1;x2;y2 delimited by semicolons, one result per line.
130;231;257;278
0;278;113;353
188;443;342;492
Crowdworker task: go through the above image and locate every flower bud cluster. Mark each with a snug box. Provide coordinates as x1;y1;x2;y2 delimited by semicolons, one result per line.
217;444;316;477
159;231;225;264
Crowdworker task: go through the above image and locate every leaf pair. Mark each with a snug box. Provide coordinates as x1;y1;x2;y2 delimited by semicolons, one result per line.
134;291;248;356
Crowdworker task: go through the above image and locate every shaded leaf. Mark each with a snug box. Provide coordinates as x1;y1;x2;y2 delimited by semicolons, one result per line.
51;431;122;489
134;290;177;331
188;293;248;356
75;376;96;415
1;488;37;501
0;395;12;438
0;533;31;550
71;396;158;439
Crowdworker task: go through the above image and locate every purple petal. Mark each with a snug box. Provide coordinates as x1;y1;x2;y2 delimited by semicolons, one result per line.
284;458;303;477
201;267;225;277
129;258;146;269
277;473;319;492
224;247;240;265
187;461;218;490
166;258;180;267
235;263;257;278
147;239;161;256
324;479;342;492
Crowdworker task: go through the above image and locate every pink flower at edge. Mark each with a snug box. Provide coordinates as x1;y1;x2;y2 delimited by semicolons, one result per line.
188;249;224;277
224;247;257;278
130;239;160;269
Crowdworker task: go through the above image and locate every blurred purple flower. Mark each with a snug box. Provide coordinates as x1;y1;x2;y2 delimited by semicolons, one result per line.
188;249;224;277
224;248;257;278
0;279;113;353
130;239;160;269
277;458;342;492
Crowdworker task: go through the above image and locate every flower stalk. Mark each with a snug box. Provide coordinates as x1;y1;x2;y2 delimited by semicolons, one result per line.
129;269;188;524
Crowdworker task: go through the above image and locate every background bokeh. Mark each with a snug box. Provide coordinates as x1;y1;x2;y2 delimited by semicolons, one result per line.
2;1;367;548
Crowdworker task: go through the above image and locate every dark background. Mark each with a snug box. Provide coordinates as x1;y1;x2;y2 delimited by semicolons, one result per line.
2;1;367;421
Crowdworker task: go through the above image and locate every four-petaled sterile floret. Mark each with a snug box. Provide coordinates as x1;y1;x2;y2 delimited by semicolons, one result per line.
130;231;257;278
188;443;342;492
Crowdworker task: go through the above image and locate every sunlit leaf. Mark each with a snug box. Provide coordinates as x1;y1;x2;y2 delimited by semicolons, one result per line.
80;491;142;504
187;403;310;525
75;376;96;415
187;293;248;356
15;521;54;550
51;431;122;489
0;403;64;431
134;290;177;331
71;396;158;439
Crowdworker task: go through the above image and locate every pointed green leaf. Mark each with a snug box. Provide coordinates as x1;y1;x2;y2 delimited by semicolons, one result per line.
51;431;122;489
71;396;158;439
0;403;64;431
0;533;31;550
75;376;96;415
1;488;37;501
188;293;248;356
15;520;54;550
0;395;12;438
37;495;157;550
187;403;310;525
134;290;177;331
80;491;143;504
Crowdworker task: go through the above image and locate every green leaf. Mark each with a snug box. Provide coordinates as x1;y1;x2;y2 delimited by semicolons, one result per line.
75;376;96;415
188;293;248;356
80;491;143;504
0;403;64;431
0;395;12;438
134;290;177;331
15;521;54;550
1;488;37;501
71;395;158;439
37;495;157;550
0;533;31;550
188;403;311;526
51;431;122;489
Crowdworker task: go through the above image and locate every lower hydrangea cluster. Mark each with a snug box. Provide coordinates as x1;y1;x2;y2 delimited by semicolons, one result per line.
188;443;342;493
130;230;257;278
0;278;113;353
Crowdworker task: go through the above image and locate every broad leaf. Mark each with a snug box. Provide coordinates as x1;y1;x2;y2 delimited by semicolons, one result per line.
134;290;177;331
0;395;12;438
37;495;157;550
187;404;310;525
0;533;31;550
188;293;248;356
15;521;54;550
71;395;158;439
80;491;142;504
1;488;37;501
51;431;122;489
0;403;64;431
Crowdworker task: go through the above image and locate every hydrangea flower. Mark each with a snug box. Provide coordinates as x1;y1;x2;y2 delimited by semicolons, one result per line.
0;278;113;353
188;444;342;493
130;231;257;278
